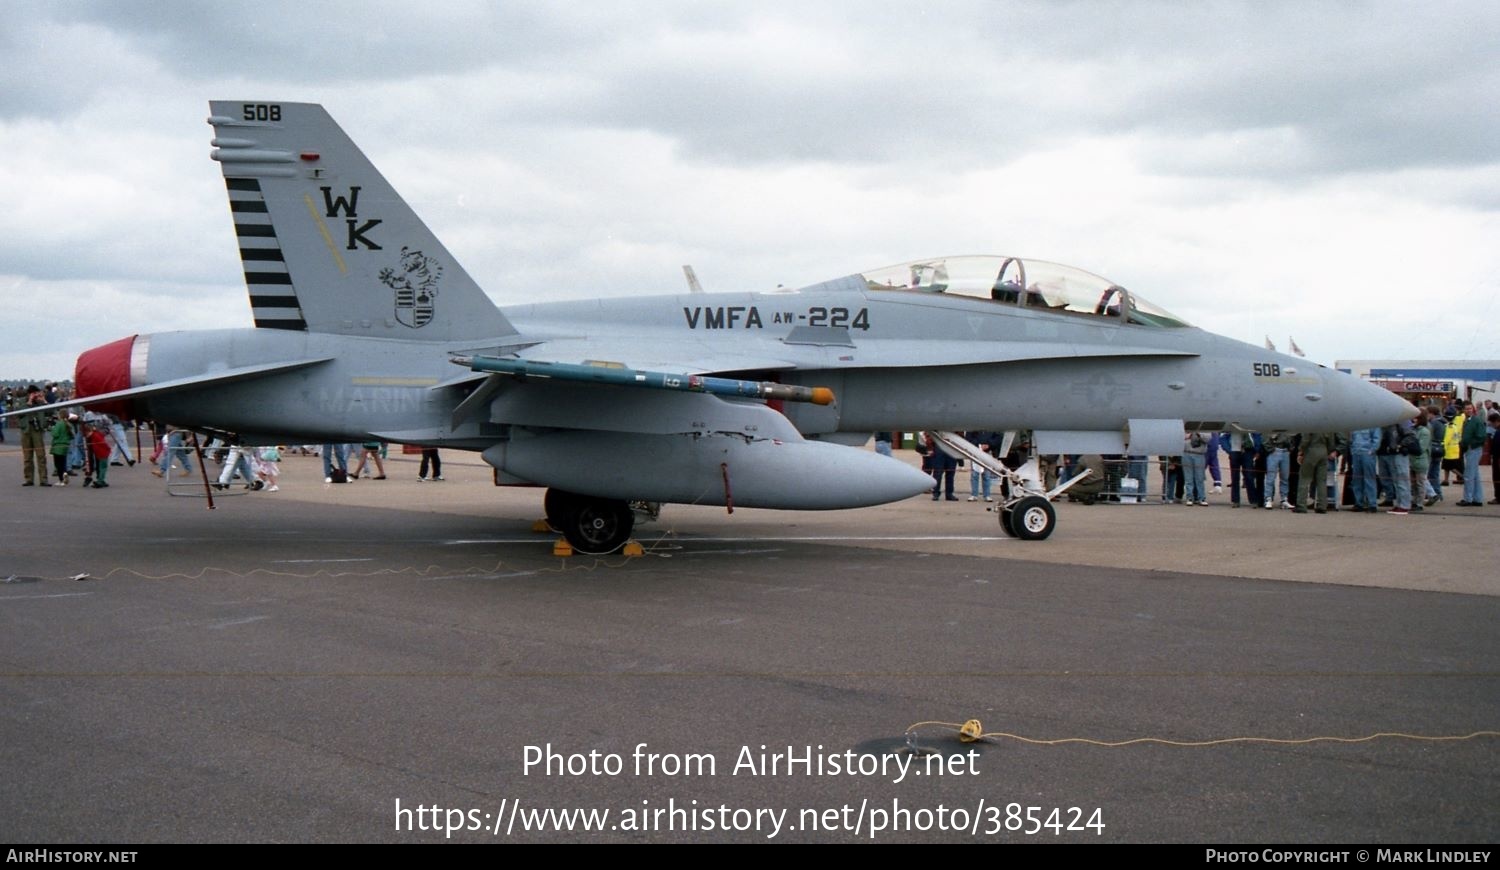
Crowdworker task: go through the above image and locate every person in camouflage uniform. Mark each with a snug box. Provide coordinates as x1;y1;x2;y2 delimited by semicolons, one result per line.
18;385;52;486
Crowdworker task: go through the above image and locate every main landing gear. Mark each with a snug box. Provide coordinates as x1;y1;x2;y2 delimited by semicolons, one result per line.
543;489;636;555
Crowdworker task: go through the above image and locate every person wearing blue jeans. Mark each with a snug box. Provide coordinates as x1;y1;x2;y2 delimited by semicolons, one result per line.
67;423;87;473
1182;432;1208;504
155;428;194;477
1425;409;1446;502
1376;423;1413;514
1263;433;1292;508
968;465;993;501
1459;402;1487;506
1348;427;1379;512
964;431;994;501
322;442;349;481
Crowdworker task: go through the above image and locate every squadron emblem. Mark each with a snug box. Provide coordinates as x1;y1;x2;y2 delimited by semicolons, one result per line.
379;246;443;328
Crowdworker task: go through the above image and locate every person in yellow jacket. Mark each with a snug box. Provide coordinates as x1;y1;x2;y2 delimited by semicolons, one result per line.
1441;410;1463;485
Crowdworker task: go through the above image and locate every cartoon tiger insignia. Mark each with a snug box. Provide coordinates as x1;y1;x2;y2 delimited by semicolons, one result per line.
379;246;444;328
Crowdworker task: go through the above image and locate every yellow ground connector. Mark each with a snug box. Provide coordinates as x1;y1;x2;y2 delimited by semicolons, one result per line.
958;719;985;742
622;541;645;557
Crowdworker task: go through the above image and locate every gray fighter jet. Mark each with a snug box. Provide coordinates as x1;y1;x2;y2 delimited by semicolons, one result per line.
12;102;1415;552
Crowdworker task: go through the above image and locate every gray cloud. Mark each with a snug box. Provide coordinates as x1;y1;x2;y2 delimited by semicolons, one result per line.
9;1;1498;180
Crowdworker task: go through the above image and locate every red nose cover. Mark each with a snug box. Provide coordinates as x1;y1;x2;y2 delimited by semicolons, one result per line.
75;335;137;419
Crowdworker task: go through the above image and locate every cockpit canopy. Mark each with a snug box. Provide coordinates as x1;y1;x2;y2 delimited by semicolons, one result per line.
860;255;1190;328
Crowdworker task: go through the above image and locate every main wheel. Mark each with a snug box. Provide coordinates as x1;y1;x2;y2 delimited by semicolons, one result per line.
561;497;636;555
998;506;1018;537
543;488;584;532
1010;496;1056;541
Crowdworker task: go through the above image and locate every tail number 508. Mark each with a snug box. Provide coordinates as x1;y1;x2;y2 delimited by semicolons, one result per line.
242;104;282;122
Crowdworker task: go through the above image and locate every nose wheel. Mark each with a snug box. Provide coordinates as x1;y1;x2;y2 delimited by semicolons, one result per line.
999;495;1055;541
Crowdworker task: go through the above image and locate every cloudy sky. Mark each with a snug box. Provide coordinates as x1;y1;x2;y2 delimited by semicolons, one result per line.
3;0;1498;380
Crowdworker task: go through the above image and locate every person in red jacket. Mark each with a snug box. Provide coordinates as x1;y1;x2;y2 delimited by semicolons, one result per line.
86;423;113;488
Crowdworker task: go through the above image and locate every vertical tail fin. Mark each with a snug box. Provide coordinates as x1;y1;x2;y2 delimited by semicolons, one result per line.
208;101;515;341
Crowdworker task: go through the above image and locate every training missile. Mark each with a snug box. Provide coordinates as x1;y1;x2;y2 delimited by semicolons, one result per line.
454;355;834;406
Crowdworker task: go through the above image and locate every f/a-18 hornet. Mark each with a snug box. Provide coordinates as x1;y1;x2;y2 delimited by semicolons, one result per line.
20;102;1415;552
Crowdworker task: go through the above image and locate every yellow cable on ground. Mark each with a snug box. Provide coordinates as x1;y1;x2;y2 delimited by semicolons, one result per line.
906;719;1500;748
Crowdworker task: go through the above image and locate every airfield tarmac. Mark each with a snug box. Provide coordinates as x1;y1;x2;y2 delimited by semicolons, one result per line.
2;445;1497;843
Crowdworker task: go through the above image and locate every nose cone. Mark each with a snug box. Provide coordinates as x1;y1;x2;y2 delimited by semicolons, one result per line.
1321;368;1418;429
1381;389;1420;422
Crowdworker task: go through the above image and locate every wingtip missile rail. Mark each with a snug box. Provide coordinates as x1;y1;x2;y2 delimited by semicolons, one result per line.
453;355;835;406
